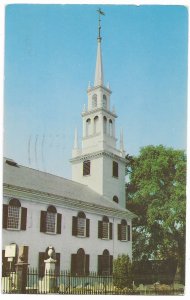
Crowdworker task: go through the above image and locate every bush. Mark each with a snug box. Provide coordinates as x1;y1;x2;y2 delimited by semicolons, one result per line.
113;254;133;289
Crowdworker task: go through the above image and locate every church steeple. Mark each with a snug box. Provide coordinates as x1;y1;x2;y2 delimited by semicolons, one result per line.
71;9;126;208
94;9;105;87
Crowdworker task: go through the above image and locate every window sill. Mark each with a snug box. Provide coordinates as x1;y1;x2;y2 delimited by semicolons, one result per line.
45;232;57;235
6;227;20;231
112;176;118;179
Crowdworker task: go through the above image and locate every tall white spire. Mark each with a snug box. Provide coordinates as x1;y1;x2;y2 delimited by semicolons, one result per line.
94;9;105;87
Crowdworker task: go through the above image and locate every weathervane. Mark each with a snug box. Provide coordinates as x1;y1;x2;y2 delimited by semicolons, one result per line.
97;8;105;40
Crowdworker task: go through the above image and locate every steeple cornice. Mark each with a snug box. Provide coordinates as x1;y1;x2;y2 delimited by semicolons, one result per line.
87;85;112;94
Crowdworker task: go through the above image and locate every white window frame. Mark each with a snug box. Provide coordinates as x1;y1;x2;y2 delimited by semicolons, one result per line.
77;217;86;237
121;224;127;241
46;211;57;234
102;222;110;240
7;205;21;230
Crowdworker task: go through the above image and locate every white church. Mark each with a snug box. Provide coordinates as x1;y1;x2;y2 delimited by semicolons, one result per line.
2;12;136;277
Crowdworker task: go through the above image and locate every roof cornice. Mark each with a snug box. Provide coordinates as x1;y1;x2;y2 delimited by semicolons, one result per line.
3;184;137;219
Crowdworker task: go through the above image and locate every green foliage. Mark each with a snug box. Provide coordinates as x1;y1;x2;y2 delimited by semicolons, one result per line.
113;254;133;289
126;145;186;282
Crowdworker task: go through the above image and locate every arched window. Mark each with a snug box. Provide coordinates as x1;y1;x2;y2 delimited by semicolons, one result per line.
94;116;99;134
7;199;21;229
40;206;62;234
86;118;91;137
98;249;113;275
72;211;90;238
109;119;113;136
98;216;112;240
118;219;130;241
3;198;27;230
92;94;97;108
103;116;107;134
71;248;89;276
103;95;107;109
46;205;57;233
113;195;119;203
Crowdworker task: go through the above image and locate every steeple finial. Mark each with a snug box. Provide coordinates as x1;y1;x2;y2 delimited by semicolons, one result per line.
97;8;105;41
94;9;105;87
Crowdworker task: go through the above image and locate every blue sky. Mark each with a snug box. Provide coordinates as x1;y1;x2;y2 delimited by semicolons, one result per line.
3;4;188;178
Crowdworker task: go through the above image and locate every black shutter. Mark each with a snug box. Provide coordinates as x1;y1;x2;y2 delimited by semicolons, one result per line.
57;213;62;234
21;207;27;230
86;218;90;237
55;253;60;276
98;221;102;239
128;225;131;241
109;222;113;240
72;216;78;236
85;254;90;275
118;224;121;240
71;254;77;275
3;204;8;229
40;211;47;233
98;255;102;275
110;255;113;275
39;252;45;277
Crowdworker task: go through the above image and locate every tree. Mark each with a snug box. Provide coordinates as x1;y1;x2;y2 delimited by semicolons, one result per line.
126;145;186;283
113;254;133;289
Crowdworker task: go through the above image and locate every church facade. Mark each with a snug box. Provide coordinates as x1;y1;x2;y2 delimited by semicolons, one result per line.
2;14;136;276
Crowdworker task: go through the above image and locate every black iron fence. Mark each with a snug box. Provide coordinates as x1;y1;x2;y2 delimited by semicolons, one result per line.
1;268;184;295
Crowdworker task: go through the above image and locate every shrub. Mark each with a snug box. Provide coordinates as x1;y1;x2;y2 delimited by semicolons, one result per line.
113;254;133;289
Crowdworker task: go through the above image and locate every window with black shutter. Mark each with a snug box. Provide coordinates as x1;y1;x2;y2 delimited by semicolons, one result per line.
83;160;90;176
3;199;27;230
112;161;118;178
71;248;89;276
40;206;62;234
72;212;90;238
98;249;113;275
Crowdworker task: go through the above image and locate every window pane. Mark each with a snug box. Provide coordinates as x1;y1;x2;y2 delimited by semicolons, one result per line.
7;206;20;229
121;225;127;240
102;222;109;239
113;161;118;178
77;218;85;237
46;212;56;233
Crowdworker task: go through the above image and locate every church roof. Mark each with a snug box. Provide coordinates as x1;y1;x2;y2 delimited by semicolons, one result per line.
3;158;136;219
